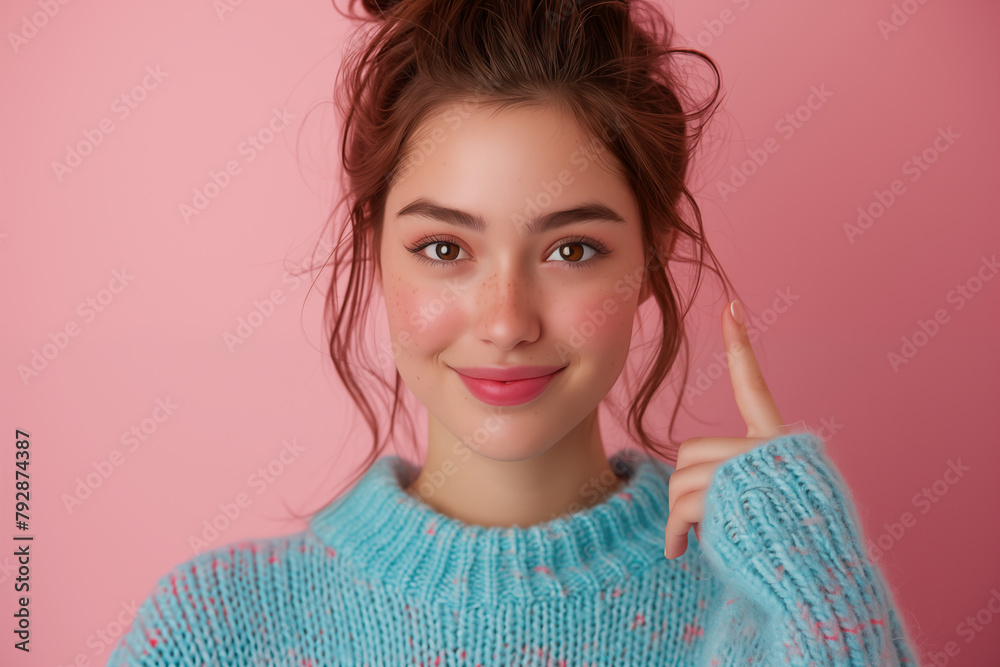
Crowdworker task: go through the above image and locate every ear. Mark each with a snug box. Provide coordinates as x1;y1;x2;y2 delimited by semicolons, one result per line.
638;230;676;305
638;271;651;305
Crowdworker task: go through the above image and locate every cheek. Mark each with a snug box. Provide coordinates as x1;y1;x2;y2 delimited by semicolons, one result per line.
384;275;465;354
560;291;635;356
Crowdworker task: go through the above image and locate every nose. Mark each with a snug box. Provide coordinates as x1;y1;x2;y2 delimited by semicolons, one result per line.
476;265;541;351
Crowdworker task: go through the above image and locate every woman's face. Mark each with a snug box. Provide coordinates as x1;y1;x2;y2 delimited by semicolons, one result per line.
378;100;650;462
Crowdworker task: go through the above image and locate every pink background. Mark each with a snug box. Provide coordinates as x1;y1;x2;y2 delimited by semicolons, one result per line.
2;1;997;665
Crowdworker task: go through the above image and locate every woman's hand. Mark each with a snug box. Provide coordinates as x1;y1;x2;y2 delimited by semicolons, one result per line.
663;299;787;560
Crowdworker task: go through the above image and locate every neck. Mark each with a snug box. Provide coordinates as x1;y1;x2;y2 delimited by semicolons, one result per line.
404;408;626;528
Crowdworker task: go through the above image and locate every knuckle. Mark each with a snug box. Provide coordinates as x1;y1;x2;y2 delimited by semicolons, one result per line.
745;370;769;394
672;493;693;518
726;338;748;359
675;437;702;468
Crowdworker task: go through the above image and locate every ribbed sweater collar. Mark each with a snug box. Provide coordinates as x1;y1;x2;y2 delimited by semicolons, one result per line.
309;448;673;608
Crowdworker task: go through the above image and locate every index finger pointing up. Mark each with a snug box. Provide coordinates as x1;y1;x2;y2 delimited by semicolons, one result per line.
725;299;784;438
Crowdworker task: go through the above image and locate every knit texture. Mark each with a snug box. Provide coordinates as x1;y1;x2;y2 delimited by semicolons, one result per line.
107;432;919;665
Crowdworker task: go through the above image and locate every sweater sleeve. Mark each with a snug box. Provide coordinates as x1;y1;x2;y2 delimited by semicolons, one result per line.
696;431;920;666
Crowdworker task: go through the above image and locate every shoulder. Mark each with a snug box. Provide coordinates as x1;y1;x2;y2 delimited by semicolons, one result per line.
107;529;341;665
168;528;338;591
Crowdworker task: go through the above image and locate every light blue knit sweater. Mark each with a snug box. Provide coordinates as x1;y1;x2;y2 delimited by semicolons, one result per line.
107;432;919;665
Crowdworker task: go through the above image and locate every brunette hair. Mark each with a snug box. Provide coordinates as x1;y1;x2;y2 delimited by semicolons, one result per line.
307;0;736;501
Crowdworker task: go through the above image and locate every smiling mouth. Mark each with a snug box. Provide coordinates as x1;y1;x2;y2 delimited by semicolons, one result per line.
453;367;565;406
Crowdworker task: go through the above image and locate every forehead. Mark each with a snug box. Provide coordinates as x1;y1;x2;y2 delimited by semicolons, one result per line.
390;101;633;222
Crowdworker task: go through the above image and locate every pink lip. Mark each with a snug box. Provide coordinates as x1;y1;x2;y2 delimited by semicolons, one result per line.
452;365;566;406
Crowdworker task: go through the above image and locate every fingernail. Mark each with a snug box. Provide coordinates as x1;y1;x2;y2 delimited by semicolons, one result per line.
730;299;744;326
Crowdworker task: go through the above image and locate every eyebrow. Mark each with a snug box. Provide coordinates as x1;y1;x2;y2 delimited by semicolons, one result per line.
395;198;626;235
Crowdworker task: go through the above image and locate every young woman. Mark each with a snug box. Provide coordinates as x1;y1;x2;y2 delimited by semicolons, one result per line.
109;0;919;664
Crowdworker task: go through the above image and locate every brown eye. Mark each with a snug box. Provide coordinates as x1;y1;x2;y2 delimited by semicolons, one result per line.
547;242;596;264
408;239;469;266
557;243;585;262
431;242;460;261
